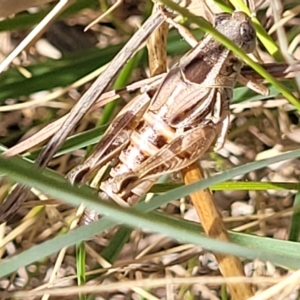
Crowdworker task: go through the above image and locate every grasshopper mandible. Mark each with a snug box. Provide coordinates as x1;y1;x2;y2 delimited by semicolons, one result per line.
67;11;260;224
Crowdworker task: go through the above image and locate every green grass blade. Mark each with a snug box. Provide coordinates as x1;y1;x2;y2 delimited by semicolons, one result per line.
101;226;132;264
2;149;300;276
151;181;300;193
0;0;99;32
288;192;300;242
76;242;87;299
228;0;280;57
97;48;144;128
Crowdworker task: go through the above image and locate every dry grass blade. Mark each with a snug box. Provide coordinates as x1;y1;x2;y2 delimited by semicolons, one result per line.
248;269;300;300
241;62;300;79
0;0;73;73
182;165;254;299
0;276;283;299
147;5;169;77
3;74;164;157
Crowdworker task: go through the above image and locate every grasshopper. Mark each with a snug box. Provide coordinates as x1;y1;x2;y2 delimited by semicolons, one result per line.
0;6;268;223
66;11;263;224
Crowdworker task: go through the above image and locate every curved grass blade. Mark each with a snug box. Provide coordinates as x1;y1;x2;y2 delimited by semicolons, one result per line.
1;149;300;276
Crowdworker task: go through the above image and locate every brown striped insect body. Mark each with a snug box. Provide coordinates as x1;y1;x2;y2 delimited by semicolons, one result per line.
67;12;257;223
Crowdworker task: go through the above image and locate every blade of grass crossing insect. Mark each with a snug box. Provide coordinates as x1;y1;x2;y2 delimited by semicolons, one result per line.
227;0;281;58
3;151;300;276
2;153;300;270
158;0;300;111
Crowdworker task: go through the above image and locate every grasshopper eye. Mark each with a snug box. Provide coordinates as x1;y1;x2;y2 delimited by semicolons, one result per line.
240;23;255;39
239;22;256;53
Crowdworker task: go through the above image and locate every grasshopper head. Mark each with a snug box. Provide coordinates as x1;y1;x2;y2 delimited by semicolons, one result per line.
215;11;256;53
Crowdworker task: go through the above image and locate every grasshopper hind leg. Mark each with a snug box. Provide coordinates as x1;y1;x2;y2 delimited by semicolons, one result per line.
214;114;230;151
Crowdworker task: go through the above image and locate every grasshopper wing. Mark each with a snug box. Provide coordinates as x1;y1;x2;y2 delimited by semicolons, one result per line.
110;123;217;194
67;92;151;184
